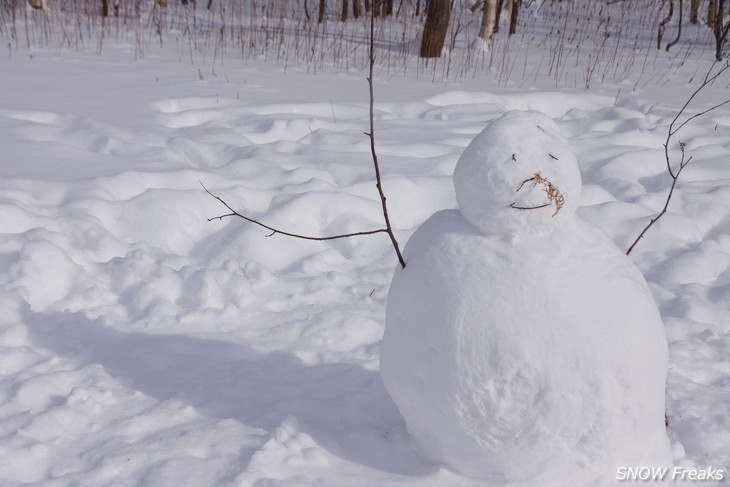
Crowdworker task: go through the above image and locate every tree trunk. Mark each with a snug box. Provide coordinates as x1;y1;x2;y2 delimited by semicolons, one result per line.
715;0;729;60
690;0;701;23
709;0;718;28
478;0;497;48
373;0;382;17
667;0;684;51
420;0;451;57
508;0;520;35
102;0;109;16
353;0;362;18
384;0;394;15
319;0;327;22
341;0;348;20
658;0;674;49
494;0;505;33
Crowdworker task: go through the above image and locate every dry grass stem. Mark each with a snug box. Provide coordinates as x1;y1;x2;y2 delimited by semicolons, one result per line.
511;172;565;217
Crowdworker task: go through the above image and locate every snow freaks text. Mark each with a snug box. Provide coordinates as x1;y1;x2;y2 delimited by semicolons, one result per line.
616;466;725;482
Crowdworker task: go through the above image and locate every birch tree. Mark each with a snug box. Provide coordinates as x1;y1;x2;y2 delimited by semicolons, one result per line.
478;0;498;49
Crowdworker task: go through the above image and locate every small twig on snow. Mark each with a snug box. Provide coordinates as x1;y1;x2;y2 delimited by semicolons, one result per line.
626;61;730;255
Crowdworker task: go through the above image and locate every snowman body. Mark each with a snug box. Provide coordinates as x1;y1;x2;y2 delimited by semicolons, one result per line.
380;111;672;484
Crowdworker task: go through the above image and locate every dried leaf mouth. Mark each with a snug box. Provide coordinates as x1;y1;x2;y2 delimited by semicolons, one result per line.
510;172;565;217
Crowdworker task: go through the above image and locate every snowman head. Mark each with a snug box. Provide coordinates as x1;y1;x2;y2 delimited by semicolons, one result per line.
453;110;581;236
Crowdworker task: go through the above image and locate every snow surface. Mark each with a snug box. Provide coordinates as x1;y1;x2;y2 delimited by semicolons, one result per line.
381;111;671;484
0;17;729;487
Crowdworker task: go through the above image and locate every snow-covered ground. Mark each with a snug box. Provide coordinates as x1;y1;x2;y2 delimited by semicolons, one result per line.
1;4;729;486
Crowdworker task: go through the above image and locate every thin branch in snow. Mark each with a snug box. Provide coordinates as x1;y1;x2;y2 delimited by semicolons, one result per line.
366;0;406;269
626;61;730;256
202;182;389;241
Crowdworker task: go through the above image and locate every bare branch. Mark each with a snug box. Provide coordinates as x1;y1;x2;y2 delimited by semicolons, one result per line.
626;62;730;255
670;61;730;138
201;182;389;241
367;1;406;269
510;203;550;211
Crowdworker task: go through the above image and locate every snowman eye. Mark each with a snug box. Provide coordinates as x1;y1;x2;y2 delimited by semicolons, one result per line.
510;172;565;217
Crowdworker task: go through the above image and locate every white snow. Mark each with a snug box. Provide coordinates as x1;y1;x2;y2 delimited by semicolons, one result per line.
0;3;728;486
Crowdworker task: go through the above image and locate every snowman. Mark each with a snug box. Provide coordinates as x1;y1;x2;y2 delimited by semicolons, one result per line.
380;111;672;485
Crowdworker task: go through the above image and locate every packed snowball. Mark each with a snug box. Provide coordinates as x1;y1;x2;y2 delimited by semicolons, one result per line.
381;110;672;485
453;111;582;236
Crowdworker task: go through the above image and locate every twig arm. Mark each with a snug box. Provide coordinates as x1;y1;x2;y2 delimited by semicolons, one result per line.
201;0;406;268
201;182;389;241
367;2;406;269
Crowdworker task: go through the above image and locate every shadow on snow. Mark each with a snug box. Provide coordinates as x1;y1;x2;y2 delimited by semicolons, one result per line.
25;309;436;477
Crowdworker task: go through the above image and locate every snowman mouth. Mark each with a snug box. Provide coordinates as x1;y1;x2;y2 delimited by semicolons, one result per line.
510;172;565;217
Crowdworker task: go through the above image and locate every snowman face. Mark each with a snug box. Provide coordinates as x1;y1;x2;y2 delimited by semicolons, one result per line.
453;111;582;236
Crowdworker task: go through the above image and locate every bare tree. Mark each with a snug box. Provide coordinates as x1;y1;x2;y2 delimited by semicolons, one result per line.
691;0;702;23
708;0;717;28
627;62;730;255
478;0;497;48
319;0;327;22
420;0;451;57
658;0;674;49
666;0;684;51
711;0;730;60
493;0;505;33
353;0;362;18
341;0;349;21
508;0;520;35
